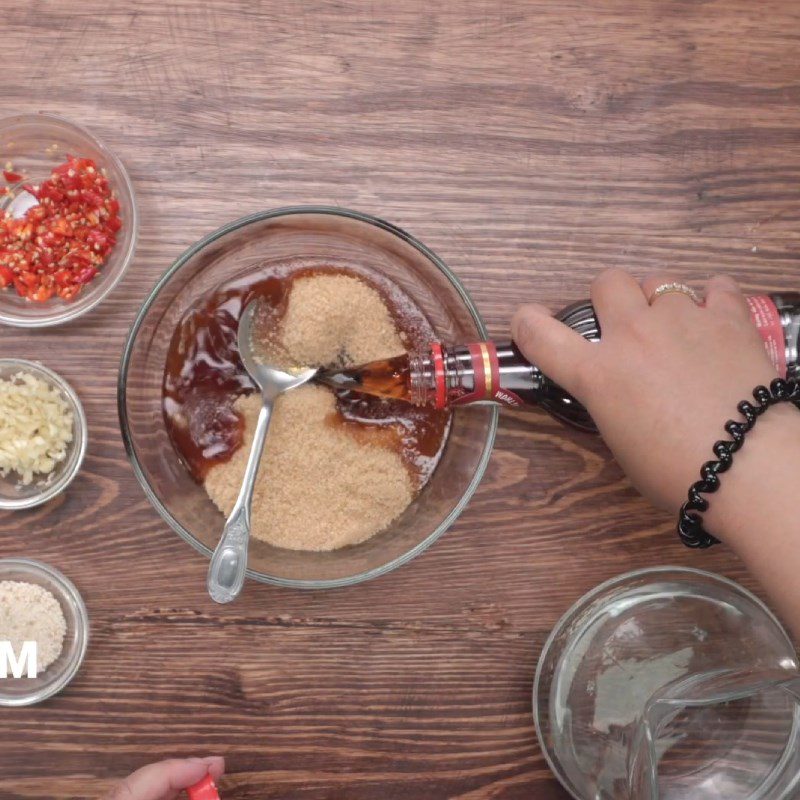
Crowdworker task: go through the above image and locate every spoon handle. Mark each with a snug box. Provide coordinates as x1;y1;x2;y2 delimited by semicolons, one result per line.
207;398;273;604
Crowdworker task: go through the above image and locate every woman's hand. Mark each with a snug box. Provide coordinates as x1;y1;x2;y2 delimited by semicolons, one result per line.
512;269;800;634
511;270;781;529
106;757;224;800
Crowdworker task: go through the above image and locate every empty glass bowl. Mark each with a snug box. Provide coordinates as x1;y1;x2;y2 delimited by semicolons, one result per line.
119;206;498;588
0;359;88;510
534;566;800;800
0;558;89;706
0;112;138;327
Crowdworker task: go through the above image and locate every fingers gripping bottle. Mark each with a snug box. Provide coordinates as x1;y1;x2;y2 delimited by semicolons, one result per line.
317;294;800;432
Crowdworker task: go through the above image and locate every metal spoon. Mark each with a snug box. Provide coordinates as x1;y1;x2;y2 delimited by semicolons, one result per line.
206;300;317;604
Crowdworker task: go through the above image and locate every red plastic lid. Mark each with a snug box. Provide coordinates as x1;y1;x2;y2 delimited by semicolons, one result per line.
186;775;220;800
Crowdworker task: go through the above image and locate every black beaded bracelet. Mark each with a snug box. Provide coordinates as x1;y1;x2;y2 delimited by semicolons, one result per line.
678;377;800;549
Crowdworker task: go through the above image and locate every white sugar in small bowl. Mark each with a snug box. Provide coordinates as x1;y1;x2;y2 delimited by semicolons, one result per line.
0;358;88;510
0;559;89;706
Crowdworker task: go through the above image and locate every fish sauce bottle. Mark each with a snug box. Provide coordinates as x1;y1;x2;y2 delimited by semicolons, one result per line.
318;293;800;433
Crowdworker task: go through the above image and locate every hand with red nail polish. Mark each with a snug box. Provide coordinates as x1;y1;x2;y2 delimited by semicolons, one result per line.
105;757;224;800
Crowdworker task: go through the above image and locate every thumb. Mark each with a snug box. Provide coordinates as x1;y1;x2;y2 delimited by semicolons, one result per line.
511;303;592;398
108;757;224;800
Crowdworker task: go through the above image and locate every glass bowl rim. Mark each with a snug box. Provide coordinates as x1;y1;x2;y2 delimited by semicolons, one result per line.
531;564;796;800
0;358;88;510
118;204;499;589
0;556;90;707
0;111;139;328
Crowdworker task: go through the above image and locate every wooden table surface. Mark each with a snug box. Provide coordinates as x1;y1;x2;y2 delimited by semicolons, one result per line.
2;2;799;798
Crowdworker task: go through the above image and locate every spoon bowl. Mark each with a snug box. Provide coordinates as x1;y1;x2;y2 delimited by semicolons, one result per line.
236;299;318;397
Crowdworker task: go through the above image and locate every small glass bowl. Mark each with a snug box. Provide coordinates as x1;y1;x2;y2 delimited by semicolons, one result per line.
0;112;138;327
119;206;498;588
0;558;89;706
0;359;88;510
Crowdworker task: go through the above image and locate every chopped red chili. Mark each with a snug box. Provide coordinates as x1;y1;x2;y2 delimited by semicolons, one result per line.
0;156;122;302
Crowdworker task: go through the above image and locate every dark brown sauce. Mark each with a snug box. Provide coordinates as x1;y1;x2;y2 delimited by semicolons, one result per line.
320;354;413;401
163;264;451;489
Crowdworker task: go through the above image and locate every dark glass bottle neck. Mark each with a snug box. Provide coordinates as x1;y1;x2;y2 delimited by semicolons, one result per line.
771;293;800;379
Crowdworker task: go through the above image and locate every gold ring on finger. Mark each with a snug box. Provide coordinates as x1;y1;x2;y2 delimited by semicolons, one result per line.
647;282;702;306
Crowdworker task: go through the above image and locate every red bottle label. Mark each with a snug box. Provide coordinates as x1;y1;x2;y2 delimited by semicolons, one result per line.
447;341;525;407
429;342;448;409
747;295;787;378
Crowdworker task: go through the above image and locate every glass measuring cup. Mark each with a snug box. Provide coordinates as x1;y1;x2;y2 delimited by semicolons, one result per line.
534;567;800;800
629;666;800;799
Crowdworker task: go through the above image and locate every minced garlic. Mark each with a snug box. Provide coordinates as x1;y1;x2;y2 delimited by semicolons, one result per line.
0;372;74;485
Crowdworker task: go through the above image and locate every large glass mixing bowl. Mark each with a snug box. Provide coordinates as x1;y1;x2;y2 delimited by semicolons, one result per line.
119;207;497;589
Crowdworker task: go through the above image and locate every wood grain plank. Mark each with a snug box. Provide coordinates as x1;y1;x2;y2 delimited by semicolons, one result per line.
2;1;799;797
